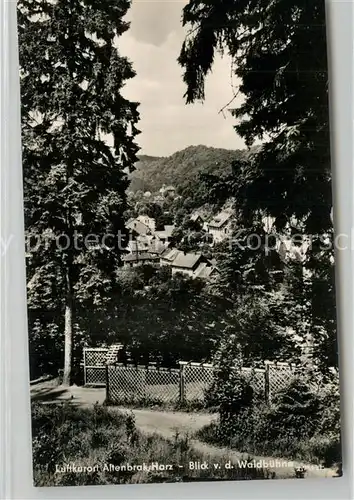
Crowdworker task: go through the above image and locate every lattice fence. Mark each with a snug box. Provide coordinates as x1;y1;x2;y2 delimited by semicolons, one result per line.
84;347;305;403
241;367;266;396
181;364;269;401
107;364;180;404
105;361;301;404
182;362;214;401
83;348;108;386
267;362;297;398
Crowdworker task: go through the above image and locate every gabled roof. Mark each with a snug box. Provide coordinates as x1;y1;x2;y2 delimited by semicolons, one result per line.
137;215;156;224
164;225;175;236
155;225;175;240
193;262;212;279
123;253;159;263
190;213;204;222
147;241;167;255
208;211;232;228
194;264;219;279
171;252;202;270
126;219;151;236
160;248;180;262
136;234;154;244
193;262;208;278
128;240;149;253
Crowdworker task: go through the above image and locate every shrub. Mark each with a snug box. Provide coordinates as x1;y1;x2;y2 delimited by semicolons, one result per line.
298;434;341;468
264;377;322;440
105;395;211;413
31;402;268;486
205;340;254;424
197;373;341;469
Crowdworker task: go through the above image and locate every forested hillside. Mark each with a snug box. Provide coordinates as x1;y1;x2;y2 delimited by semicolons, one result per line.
129;145;257;193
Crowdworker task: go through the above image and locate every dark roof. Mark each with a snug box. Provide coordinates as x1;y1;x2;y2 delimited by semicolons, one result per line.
123;253;159;263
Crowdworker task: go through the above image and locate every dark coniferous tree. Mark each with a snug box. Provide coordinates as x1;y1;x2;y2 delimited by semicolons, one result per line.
19;0;140;384
178;0;336;372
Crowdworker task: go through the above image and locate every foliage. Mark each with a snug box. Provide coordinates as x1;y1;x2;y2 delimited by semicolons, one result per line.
205;342;254;423
179;0;331;232
213;224;285;298
170;216;210;252
19;0;140;382
109;272;232;366
85;240;302;371
178;0;336;374
105;395;207;413
31;403;268;486
140;202;172;229
210;294;300;365
263;378;322;440
129;145;254;198
198;377;341;469
29;318;63;379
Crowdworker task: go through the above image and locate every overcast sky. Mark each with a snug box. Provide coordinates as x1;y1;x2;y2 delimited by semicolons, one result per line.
118;0;245;157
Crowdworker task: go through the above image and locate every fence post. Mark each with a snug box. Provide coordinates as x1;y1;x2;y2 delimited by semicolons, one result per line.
105;363;109;403
83;348;87;386
179;362;186;403
141;365;147;399
264;361;271;403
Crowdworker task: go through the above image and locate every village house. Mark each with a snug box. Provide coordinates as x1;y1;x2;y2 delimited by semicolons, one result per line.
124;215;217;280
169;251;214;278
126;218;152;237
127;240;150;255
136;214;156;233
159;248;218;280
154;224;175;244
136;233;155;244
122;252;160;268
146;240;168;257
207;211;232;243
190;212;204;226
193;261;219;279
160;247;180;267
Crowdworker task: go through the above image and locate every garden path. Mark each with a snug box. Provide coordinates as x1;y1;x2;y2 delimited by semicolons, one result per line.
30;381;338;480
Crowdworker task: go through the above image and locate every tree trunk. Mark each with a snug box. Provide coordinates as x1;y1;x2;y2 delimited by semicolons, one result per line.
63;271;73;386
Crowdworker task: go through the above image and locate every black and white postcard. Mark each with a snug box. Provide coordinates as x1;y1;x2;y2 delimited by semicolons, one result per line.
20;0;342;487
